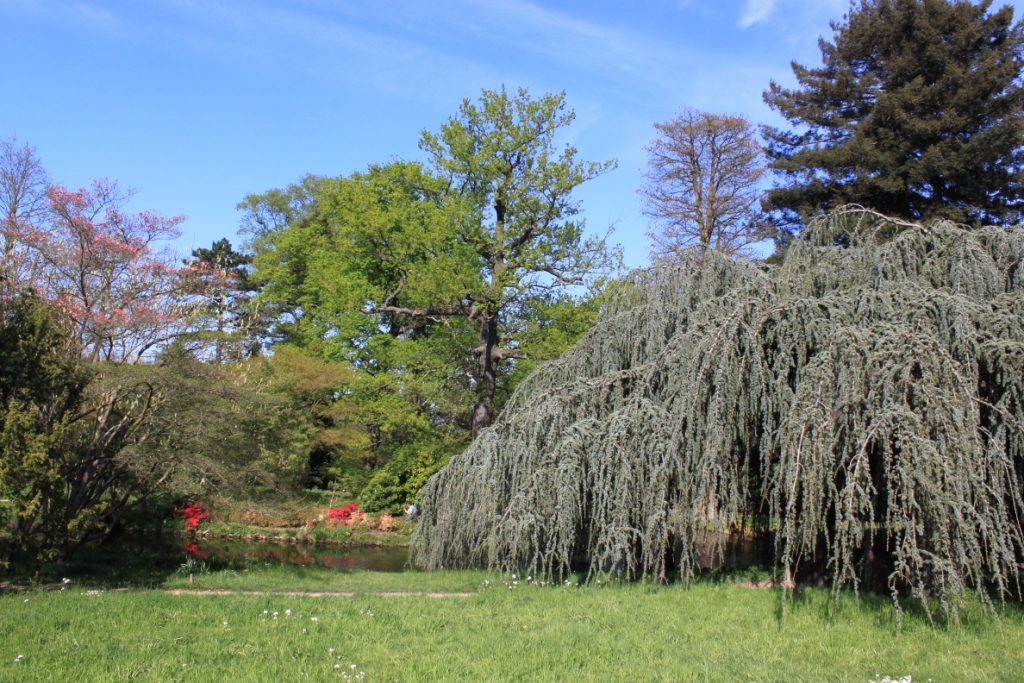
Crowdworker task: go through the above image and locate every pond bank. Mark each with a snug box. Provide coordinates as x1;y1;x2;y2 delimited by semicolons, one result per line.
127;526;412;548
112;533;412;572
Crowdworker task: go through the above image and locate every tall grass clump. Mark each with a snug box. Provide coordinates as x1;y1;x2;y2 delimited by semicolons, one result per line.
412;208;1024;621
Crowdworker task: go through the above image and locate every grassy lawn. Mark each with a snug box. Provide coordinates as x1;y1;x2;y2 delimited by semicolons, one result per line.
1;563;1021;682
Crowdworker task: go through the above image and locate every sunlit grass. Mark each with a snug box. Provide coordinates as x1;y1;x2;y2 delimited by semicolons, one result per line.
161;564;487;594
1;566;1021;682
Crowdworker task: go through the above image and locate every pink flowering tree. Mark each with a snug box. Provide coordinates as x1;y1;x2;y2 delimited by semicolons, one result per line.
0;147;312;565
6;179;203;362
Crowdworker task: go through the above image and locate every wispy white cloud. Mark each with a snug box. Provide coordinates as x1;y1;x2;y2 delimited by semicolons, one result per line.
136;0;706;115
739;0;777;28
0;0;120;32
414;0;698;96
74;3;117;26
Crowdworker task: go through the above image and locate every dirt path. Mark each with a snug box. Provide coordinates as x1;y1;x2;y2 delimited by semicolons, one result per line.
165;589;474;598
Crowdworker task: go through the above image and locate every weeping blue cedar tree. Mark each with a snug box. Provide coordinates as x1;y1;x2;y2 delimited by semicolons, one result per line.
412;208;1024;625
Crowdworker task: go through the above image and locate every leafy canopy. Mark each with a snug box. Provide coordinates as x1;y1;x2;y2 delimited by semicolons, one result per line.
243;89;618;506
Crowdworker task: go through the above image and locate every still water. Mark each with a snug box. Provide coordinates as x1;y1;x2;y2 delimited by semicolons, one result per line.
116;534;410;572
112;532;767;575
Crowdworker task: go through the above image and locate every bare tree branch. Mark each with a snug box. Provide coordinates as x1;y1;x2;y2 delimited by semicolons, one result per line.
640;108;769;259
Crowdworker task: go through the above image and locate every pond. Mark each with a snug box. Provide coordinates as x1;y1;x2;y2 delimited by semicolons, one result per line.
108;531;769;576
114;534;410;572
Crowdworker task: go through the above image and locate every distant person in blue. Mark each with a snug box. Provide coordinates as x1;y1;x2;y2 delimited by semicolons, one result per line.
404;502;419;520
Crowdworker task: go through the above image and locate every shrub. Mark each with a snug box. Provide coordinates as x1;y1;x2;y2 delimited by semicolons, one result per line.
177;502;211;531
360;444;454;513
327;502;360;524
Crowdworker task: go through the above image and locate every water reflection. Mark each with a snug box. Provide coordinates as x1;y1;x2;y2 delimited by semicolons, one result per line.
113;532;769;576
116;534;410;572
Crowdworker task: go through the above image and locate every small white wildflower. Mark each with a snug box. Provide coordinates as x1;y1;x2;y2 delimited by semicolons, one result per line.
351;664;357;669
285;609;292;615
311;616;318;622
23;599;28;603
335;664;341;669
302;628;308;634
62;578;70;584
13;655;23;662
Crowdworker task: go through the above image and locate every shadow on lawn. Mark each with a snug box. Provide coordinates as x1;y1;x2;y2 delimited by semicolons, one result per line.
3;535;1021;635
1;541;229;590
1;533;412;590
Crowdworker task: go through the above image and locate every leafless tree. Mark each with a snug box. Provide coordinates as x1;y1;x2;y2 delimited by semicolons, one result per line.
0;136;51;256
640;108;768;259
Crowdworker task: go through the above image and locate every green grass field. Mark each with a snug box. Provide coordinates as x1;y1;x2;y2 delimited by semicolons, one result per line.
1;562;1021;682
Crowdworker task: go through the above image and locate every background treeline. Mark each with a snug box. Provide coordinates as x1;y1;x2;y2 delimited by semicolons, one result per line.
0;89;620;564
4;0;1024;571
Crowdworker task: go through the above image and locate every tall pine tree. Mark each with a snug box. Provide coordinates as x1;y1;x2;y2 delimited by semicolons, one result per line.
763;0;1024;231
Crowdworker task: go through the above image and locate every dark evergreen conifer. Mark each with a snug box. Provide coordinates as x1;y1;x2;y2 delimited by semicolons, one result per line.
763;0;1024;232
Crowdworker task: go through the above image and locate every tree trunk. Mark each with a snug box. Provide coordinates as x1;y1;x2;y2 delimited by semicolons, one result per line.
471;313;500;439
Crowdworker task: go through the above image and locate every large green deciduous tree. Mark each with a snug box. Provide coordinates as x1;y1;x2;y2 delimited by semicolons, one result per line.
243;164;480;501
407;87;617;437
246;88;618;447
763;0;1024;231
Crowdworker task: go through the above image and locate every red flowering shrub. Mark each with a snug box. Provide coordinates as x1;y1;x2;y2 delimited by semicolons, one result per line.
327;502;360;524
178;501;211;531
183;541;208;559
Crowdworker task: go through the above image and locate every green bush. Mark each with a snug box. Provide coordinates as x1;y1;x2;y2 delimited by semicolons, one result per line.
359;443;453;513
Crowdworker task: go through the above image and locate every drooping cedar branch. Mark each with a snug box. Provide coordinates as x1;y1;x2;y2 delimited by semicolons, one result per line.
412;208;1024;622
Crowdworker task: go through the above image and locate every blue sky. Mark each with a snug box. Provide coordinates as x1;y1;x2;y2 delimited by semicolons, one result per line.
3;0;1022;268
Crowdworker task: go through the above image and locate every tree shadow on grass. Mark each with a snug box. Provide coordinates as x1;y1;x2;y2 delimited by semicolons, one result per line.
680;562;1024;632
0;535;257;590
779;581;1024;633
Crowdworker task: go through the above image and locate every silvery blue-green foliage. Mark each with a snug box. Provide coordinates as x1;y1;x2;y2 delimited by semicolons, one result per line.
411;208;1024;619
